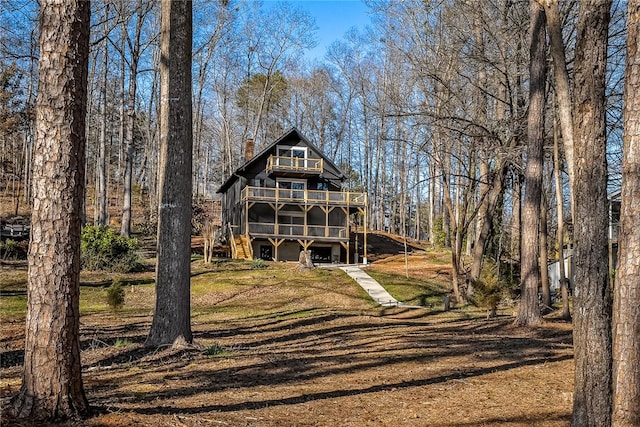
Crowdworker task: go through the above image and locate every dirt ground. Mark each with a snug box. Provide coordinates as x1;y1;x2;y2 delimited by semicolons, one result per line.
0;253;575;427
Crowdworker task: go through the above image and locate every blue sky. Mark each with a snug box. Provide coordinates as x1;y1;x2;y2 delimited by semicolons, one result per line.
267;0;372;60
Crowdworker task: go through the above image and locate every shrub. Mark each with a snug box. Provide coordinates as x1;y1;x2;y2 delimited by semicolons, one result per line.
106;280;126;312
81;225;141;272
251;258;266;269
1;239;18;260
432;216;448;248
205;343;226;356
473;258;511;318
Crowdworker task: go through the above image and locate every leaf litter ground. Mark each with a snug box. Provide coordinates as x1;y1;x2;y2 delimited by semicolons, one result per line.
0;256;574;427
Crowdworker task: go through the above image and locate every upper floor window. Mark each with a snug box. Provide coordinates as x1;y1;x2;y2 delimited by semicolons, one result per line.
277;145;307;159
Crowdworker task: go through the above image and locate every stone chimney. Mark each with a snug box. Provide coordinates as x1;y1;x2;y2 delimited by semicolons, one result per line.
244;138;254;162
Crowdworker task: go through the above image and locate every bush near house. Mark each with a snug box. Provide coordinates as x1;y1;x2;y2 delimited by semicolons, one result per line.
81;225;141;272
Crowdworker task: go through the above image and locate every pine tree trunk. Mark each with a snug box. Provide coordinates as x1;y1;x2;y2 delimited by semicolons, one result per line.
571;1;613;425
146;0;193;347
612;2;640;424
515;0;546;326
10;0;90;420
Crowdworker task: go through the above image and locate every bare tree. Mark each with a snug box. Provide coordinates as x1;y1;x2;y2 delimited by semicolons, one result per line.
540;0;576;209
515;0;546;326
612;1;640;424
571;1;613;425
239;2;316;147
96;2;111;225
10;0;90;420
119;0;156;237
146;0;193;347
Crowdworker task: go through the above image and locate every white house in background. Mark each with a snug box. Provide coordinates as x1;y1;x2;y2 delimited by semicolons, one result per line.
547;190;620;292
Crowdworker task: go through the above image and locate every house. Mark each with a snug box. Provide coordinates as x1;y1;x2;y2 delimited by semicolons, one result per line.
547;189;621;292
217;128;367;264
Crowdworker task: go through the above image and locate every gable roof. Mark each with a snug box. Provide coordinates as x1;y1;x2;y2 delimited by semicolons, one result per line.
217;127;345;193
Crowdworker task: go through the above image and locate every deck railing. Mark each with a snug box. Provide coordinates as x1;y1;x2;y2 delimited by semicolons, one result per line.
266;155;323;174
246;222;348;239
242;186;366;207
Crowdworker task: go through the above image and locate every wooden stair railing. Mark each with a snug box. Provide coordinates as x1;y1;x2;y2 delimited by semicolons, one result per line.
228;224;252;260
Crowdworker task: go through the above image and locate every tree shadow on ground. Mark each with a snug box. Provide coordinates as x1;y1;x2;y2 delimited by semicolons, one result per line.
126;353;573;416
78;313;573;416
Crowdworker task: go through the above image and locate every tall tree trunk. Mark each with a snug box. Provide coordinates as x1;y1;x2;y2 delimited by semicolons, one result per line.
10;0;90;420
97;15;109;225
541;0;575;212
553;110;571;320
116;8;126;212
515;0;546;326
511;171;522;265
120;0;145;237
120;77;136;237
470;164;506;282
442;170;464;304
571;1;613;425
428;161;436;245
540;186;551;311
146;0;193;347
612;2;640;424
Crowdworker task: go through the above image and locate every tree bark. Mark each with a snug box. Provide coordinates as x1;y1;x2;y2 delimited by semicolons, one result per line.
515;0;546;326
571;1;613;425
146;0;193;347
612;2;640;424
10;0;90;420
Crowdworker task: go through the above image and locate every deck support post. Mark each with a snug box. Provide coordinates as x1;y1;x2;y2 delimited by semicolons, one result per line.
268;237;284;262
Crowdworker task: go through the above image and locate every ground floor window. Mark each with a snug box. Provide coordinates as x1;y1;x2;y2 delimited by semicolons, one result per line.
259;245;273;260
309;246;332;263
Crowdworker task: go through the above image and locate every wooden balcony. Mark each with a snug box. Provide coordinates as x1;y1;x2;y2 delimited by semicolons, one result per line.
265;155;323;177
242;186;366;208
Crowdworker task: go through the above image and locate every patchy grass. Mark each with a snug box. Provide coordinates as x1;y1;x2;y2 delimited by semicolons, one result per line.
0;294;26;316
365;269;449;307
113;338;134;348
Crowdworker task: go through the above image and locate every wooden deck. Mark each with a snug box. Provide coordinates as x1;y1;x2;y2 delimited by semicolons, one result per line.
242;186;366;207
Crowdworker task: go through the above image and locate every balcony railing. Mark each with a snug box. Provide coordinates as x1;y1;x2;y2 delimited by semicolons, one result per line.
246;222;348;239
265;155;323;175
242;186;366;207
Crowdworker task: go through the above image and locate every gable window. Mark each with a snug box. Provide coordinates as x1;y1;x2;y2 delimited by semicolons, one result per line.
277;145;307;159
276;145;307;169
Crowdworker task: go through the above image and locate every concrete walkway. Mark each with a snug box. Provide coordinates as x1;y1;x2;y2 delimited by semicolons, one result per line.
338;265;405;307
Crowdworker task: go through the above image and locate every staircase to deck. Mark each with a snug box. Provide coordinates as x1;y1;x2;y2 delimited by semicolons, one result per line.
232;235;253;260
